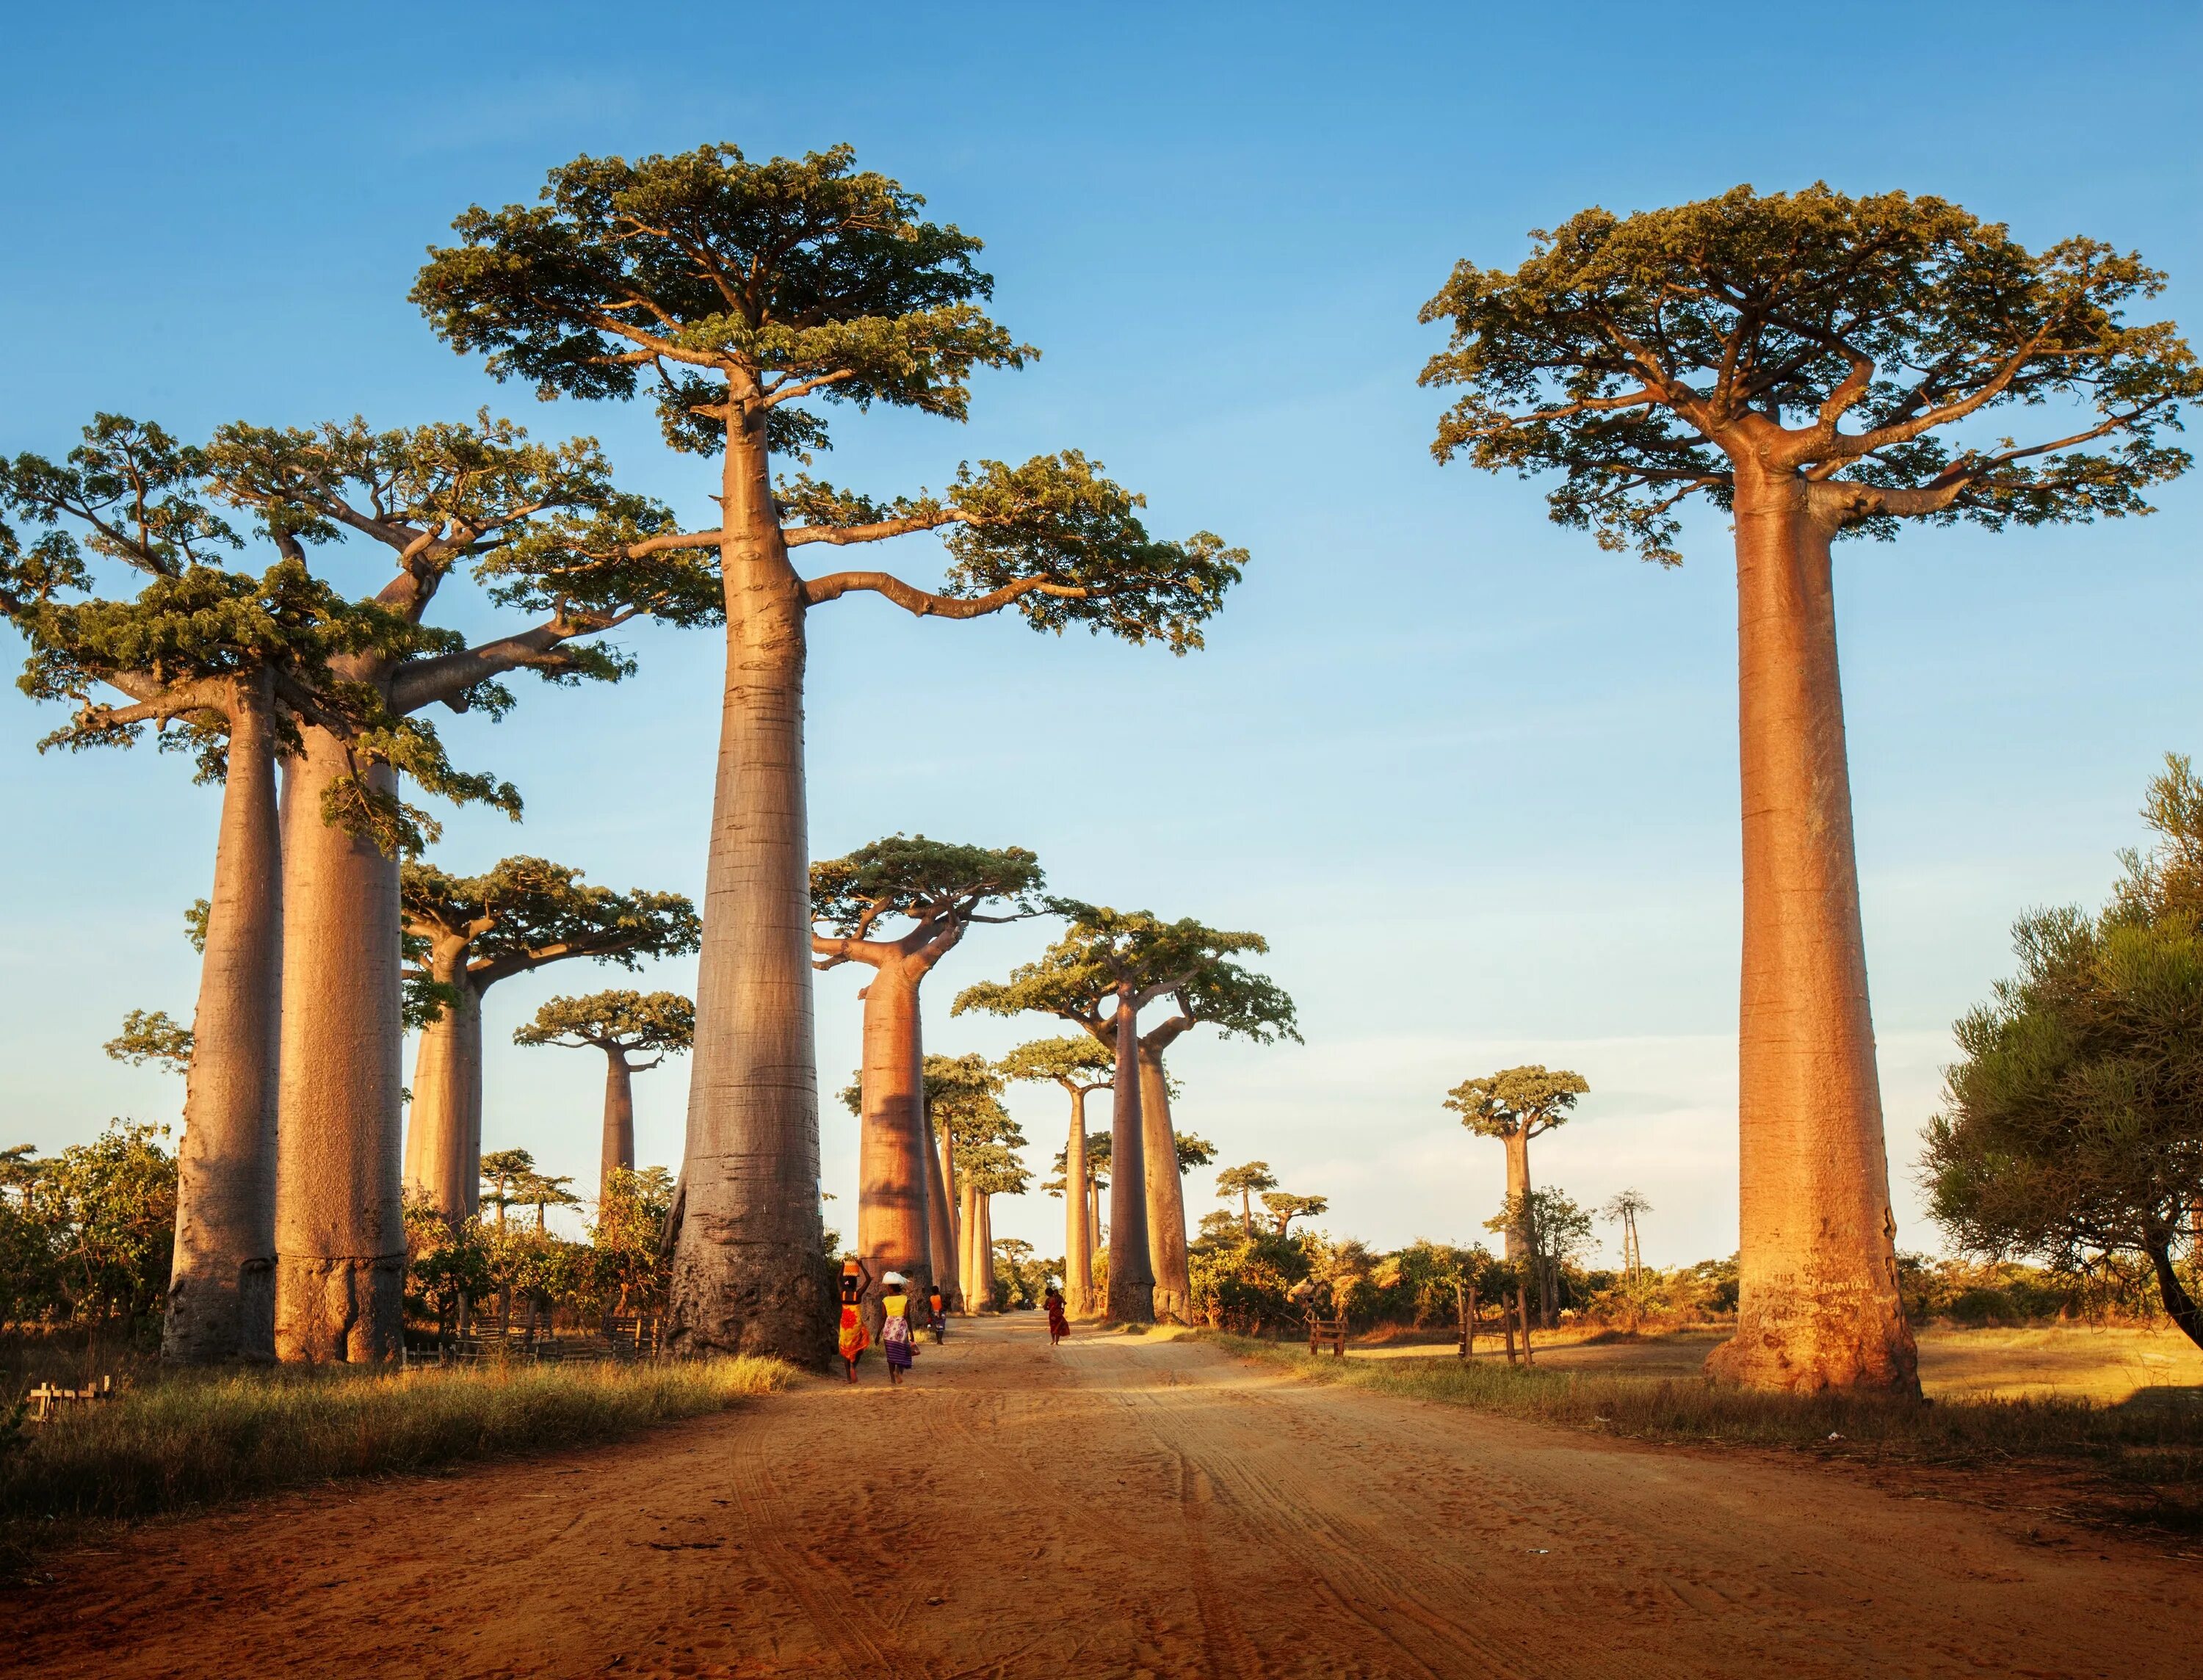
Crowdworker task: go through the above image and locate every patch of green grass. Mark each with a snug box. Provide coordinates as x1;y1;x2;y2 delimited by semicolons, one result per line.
1211;1333;2203;1528
1;1355;790;1571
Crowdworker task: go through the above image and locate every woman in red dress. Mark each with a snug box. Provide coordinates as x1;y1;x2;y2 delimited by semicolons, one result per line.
1043;1283;1069;1346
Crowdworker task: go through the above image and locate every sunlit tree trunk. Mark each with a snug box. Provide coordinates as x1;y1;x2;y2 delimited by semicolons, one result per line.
1502;1129;1530;1264
163;676;280;1364
1137;1045;1191;1322
402;945;481;1223
1706;463;1917;1395
937;1120;963;1311
599;1048;636;1203
855;962;934;1309
668;407;832;1362
959;1176;981;1311
1064;1087;1093;1317
976;1192;995;1311
923;1093;959;1311
1104;999;1154;1322
272;726;405;1363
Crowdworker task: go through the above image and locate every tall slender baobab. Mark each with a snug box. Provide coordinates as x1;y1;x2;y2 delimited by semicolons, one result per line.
999;1035;1113;1317
1421;185;2199;1392
813;837;1043;1317
513;991;694;1202
1;419;422;1364
1215;1162;1278;1239
203;417;714;1363
415;144;1246;1360
1446;1065;1588;1314
400;858;698;1221
957;904;1290;1322
921;1053;1019;1311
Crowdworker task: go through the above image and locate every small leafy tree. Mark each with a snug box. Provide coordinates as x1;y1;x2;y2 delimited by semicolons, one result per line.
999;1034;1113;1315
591;1165;677;1317
1262;1191;1328;1237
1215;1162;1278;1237
1445;1066;1588;1273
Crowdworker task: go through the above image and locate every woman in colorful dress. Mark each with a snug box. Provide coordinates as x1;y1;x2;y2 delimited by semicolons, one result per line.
1044;1283;1070;1346
880;1272;917;1386
836;1256;872;1383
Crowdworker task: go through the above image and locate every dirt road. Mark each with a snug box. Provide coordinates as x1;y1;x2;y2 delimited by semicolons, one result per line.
7;1318;2196;1679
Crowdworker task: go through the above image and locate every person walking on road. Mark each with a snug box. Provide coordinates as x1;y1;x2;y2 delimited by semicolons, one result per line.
927;1283;947;1343
880;1272;917;1386
836;1257;872;1383
1044;1283;1070;1347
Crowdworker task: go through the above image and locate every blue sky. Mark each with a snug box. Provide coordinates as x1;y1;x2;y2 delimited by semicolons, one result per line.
3;1;2199;1269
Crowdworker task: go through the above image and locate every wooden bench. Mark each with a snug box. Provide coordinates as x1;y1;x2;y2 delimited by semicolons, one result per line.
1305;1313;1348;1358
26;1375;115;1422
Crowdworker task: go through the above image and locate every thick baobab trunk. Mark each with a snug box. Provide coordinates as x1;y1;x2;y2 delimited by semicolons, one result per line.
164;680;281;1364
1501;1128;1530;1263
402;955;482;1223
599;1049;637;1201
959;1177;984;1311
975;1193;995;1311
923;1099;959;1311
1090;1176;1103;1253
273;728;405;1363
1104;1000;1154;1322
854;963;933;1308
1705;468;1917;1396
1064;1087;1093;1317
669;413;832;1363
936;1120;963;1311
1137;1046;1192;1322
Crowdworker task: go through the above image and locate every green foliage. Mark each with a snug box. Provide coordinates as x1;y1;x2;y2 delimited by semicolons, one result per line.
1444;1065;1588;1141
996;1034;1113;1092
103;1010;192;1073
514;991;695;1058
0;1122;176;1329
990;1237;1055;1310
1420;183;2202;565
1924;756;2203;1343
923;1052;1015;1145
590;1166;678;1314
811;834;1043;944
402;857;700;1012
1174;1132;1215;1173
1486;1188;1594;1271
1261;1190;1328;1235
955;902;1299;1046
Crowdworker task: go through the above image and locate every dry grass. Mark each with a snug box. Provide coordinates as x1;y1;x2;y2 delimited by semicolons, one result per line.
0;1355;791;1574
1212;1331;2203;1533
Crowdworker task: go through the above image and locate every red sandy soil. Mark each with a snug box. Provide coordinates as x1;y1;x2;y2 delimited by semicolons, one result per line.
5;1317;2197;1679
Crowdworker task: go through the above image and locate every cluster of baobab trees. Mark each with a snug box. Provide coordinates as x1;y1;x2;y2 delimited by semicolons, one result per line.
7;141;2196;1394
811;834;1299;1325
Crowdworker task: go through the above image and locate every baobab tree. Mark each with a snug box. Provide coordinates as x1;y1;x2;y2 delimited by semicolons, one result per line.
999;1035;1113;1316
1447;1067;1588;1320
1215;1162;1278;1237
958;905;1294;1322
414;143;1247;1360
1604;1189;1651;1282
960;1137;1032;1314
1420;185;2199;1391
1263;1191;1328;1237
513;990;695;1202
922;1053;1022;1311
401;858;698;1223
0;418;429;1364
813;836;1043;1317
200;416;715;1364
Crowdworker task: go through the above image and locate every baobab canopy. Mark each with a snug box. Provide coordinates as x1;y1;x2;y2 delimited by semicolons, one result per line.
1419;183;2202;566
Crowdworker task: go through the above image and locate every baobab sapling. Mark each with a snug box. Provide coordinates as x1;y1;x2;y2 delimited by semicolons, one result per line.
513;991;694;1203
401;858;698;1220
415;143;1247;1360
813;836;1043;1317
1421;185;2199;1390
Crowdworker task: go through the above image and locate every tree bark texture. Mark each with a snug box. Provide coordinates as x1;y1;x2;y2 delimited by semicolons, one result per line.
402;949;482;1223
163;678;281;1364
2145;1235;2203;1353
1104;1000;1155;1322
272;728;405;1363
668;412;832;1363
599;1049;637;1202
1137;1046;1192;1322
958;1177;980;1311
1704;466;1918;1396
936;1121;963;1311
977;1193;995;1312
1064;1087;1093;1317
923;1099;959;1311
854;963;933;1310
1502;1129;1531;1264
